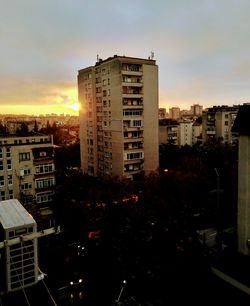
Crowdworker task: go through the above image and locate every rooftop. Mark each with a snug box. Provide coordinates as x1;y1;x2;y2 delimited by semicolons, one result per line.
0;199;35;230
232;104;250;136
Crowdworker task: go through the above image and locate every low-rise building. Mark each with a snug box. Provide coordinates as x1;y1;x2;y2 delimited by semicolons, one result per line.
202;105;239;144
159;119;179;145
0;134;55;217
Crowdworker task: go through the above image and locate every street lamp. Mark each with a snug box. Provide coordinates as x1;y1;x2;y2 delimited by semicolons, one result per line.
116;280;127;304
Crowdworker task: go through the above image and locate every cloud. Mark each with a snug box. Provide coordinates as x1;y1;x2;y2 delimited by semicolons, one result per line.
0;78;77;106
1;0;250;113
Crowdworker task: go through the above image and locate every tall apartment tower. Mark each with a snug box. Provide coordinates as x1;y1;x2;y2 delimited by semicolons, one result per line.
78;55;159;179
169;107;180;120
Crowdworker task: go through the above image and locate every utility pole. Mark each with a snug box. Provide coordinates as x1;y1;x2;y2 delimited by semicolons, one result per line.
214;168;222;251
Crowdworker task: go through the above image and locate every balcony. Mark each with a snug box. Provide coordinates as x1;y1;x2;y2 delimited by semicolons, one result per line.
122;82;142;87
124;142;143;150
123;126;143;132
121;70;143;76
206;130;216;135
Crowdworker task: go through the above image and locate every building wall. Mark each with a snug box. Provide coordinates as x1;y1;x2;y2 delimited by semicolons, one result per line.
169;107;180;120
202;106;238;144
78;56;159;178
143;64;159;174
192;124;202;145
238;135;250;255
159;126;168;145
0;135;55;210
179;121;193;146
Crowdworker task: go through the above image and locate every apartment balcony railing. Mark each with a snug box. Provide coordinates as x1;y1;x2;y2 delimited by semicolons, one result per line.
121;70;143;76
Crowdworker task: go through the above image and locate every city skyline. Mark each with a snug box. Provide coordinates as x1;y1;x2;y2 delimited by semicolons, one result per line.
1;0;250;115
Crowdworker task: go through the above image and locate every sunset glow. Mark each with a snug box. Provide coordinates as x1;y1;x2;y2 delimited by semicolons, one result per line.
66;103;80;112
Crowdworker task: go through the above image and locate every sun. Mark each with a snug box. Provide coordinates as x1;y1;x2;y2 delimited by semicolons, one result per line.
66;103;80;112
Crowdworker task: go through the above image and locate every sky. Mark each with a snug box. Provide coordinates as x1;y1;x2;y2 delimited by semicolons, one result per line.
1;0;250;115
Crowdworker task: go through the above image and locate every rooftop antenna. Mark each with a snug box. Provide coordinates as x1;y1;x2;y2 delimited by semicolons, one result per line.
150;51;154;60
97;54;99;62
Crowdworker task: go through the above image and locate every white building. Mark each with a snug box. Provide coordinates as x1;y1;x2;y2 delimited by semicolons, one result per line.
0;199;38;293
179;120;193;146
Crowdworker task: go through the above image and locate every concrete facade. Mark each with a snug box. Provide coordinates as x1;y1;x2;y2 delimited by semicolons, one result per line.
78;55;159;179
232;104;250;255
179;120;193;146
237;135;250;255
0;135;55;215
202;105;238;144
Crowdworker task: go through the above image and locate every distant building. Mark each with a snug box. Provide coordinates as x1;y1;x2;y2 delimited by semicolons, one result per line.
179;120;193;146
159;108;167;119
192;121;202;145
159;119;179;145
78;55;159;178
0;134;55;218
202;105;239;144
190;104;203;117
169;107;180;120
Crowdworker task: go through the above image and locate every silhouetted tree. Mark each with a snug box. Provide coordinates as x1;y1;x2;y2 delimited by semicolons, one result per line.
34;120;38;133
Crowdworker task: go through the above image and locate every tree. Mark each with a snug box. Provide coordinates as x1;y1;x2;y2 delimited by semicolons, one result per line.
34;120;38;133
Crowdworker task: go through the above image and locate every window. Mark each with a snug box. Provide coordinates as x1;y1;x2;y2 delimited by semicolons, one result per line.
36;192;54;203
0;161;3;171
9;189;14;199
7;160;12;170
0;148;2;159
35;177;55;189
23;169;31;176
123;110;143;116
19;152;30;161
35;163;54;174
132;120;142;127
40;152;47;157
21;182;32;190
0;191;5;201
6;147;11;158
126;152;143;160
0;176;4;187
8;175;13;185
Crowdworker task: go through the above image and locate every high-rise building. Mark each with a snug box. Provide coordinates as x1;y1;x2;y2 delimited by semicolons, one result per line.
190;104;203;117
0;135;55;217
169;107;180;120
78;55;159;179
